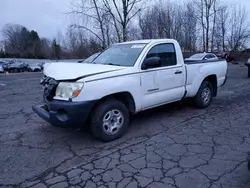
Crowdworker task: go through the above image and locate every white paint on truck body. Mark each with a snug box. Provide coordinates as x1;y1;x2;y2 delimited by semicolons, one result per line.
43;39;227;113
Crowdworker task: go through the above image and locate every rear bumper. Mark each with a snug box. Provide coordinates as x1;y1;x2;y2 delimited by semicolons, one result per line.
32;100;96;128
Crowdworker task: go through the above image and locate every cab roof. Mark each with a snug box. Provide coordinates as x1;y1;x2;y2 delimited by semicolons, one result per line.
117;39;177;45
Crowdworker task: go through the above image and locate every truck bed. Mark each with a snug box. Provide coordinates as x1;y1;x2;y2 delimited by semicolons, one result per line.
184;59;227;98
184;59;223;64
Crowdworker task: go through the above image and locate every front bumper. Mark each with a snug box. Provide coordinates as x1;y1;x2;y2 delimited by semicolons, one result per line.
32;100;96;128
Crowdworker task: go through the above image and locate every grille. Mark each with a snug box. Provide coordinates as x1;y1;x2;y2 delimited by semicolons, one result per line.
40;76;59;101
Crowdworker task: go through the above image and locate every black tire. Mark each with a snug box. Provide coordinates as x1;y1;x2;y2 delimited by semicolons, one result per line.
90;99;129;142
194;81;213;108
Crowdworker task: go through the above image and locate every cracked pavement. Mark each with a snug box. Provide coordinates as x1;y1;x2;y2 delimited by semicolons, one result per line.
1;64;250;188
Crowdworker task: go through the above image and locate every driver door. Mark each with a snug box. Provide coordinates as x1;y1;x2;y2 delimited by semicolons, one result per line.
141;43;185;109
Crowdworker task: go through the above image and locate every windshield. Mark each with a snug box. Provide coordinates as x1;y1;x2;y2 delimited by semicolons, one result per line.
189;53;205;59
93;43;146;66
84;52;100;63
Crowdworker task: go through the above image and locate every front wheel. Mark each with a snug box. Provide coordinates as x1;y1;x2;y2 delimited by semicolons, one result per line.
90;99;129;142
194;81;213;108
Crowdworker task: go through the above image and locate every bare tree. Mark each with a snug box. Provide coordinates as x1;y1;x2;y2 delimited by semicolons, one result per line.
2;24;23;54
139;8;156;39
139;2;174;40
66;0;250;54
102;0;144;42
227;5;250;51
63;28;101;58
195;0;220;51
40;38;51;58
182;2;197;52
139;1;197;52
65;28;79;57
217;5;228;51
205;0;216;51
69;0;143;45
69;0;111;47
200;0;206;51
210;1;217;51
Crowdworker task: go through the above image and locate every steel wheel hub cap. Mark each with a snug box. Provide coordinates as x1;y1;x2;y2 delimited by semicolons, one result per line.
102;109;124;135
202;87;211;104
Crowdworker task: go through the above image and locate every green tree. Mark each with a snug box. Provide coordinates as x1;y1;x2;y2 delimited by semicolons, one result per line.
29;30;41;58
51;39;61;60
0;49;5;58
2;24;44;58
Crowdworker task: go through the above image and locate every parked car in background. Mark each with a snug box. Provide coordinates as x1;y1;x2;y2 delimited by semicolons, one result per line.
215;52;228;59
245;58;250;77
38;62;45;70
27;64;42;72
216;52;235;62
185;53;218;61
78;52;101;63
33;39;227;141
0;61;4;73
0;64;4;73
225;54;235;62
7;62;28;73
216;52;224;58
1;61;13;70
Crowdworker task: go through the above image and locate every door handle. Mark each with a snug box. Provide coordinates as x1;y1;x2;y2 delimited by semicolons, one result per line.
175;70;182;74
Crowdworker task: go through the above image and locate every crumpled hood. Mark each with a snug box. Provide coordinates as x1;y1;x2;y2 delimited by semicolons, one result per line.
43;62;125;80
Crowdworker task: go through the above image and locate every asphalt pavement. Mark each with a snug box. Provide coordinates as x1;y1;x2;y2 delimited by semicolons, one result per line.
1;64;250;188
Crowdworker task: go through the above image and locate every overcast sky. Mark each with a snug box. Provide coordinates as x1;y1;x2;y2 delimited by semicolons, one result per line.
0;0;250;40
0;0;71;40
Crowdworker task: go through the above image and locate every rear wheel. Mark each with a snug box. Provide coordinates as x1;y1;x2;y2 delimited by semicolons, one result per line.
194;81;213;108
90;99;129;142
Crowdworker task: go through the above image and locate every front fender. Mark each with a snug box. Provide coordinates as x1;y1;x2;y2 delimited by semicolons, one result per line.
73;75;142;112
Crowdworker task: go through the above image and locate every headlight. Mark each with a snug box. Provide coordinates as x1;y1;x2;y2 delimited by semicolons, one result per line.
55;82;84;99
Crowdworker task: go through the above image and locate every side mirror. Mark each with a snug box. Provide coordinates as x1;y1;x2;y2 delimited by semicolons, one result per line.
142;57;161;70
203;57;208;60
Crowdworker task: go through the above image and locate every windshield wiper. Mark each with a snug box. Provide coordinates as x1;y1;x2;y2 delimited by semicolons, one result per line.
106;63;121;66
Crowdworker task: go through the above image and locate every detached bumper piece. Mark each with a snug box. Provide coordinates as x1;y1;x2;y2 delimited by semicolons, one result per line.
32;100;96;128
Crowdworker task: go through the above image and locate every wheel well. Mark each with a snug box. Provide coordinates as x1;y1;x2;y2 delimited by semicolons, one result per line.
96;92;136;114
204;75;217;97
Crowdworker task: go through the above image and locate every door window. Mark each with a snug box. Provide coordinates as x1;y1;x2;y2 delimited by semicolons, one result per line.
146;44;177;67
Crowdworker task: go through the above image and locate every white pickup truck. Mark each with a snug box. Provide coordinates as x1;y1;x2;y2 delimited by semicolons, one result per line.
33;39;227;141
